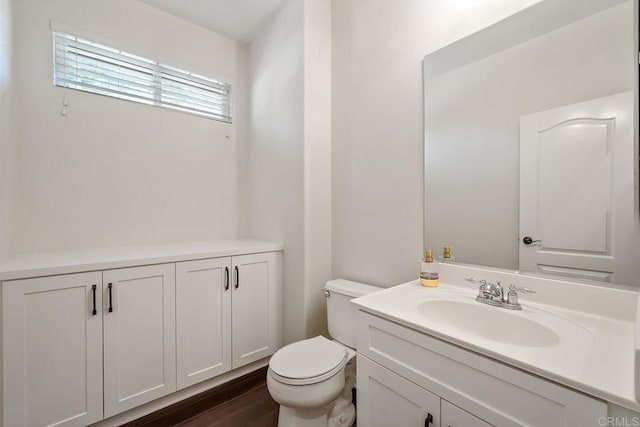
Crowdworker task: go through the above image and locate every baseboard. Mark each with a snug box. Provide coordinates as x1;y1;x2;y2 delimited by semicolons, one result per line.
89;359;270;427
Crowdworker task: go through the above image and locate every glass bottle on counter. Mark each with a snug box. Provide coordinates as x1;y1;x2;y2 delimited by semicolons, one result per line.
420;250;439;287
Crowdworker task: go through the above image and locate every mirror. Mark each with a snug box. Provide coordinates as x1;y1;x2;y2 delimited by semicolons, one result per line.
423;0;640;287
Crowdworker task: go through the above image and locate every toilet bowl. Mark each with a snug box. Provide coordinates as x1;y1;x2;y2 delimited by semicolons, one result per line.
267;279;380;427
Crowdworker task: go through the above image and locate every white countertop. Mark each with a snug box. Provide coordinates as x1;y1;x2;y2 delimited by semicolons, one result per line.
353;264;640;412
0;239;283;281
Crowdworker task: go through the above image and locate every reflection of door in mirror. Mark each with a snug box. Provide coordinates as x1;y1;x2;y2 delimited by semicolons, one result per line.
519;91;639;284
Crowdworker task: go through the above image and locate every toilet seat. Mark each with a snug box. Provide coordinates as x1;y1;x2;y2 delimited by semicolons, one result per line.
269;336;348;386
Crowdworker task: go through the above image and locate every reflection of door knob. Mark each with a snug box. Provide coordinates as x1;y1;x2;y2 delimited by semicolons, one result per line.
522;236;542;245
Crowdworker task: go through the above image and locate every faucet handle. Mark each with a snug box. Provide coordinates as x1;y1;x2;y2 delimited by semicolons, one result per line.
507;285;536;306
466;278;488;298
509;285;536;294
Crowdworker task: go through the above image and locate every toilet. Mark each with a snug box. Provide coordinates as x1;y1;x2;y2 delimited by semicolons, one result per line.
267;279;380;427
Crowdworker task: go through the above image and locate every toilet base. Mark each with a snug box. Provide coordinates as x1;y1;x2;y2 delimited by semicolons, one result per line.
277;398;355;427
328;395;355;427
327;360;356;427
278;405;329;427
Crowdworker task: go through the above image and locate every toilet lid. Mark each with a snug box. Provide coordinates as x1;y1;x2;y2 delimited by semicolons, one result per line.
269;336;348;381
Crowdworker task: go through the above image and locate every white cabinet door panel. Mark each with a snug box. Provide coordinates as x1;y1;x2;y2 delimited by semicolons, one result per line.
358;355;440;427
442;400;491;427
3;272;103;427
103;263;176;417
176;257;232;389
231;252;282;369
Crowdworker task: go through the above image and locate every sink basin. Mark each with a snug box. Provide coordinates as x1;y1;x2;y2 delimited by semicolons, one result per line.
417;299;560;347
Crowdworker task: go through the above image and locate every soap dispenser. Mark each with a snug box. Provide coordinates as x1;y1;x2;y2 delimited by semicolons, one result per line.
420;250;439;287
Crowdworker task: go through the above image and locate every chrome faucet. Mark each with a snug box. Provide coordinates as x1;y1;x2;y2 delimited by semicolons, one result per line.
466;278;535;310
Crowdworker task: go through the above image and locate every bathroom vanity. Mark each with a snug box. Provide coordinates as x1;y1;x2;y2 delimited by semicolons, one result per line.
353;263;640;427
0;240;283;427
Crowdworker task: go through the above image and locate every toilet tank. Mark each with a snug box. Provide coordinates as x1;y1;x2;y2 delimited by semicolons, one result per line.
325;279;381;348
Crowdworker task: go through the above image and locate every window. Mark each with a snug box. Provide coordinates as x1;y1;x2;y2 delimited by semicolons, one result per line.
53;31;232;123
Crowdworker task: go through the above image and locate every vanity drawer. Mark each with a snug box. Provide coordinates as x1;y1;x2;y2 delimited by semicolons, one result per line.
357;311;606;427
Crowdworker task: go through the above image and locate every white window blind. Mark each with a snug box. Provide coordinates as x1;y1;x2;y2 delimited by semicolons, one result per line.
53;31;232;123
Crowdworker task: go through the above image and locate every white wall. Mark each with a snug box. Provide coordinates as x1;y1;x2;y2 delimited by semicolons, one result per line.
0;0;15;258
425;3;633;269
13;0;246;253
246;0;332;343
331;0;541;287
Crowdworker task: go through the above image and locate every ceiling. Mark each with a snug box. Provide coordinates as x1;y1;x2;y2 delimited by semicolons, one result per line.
140;0;286;43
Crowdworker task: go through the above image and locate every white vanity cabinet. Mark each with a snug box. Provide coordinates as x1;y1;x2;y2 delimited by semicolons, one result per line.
103;264;176;417
0;241;283;426
358;355;490;427
358;355;440;427
357;311;607;427
175;252;282;389
3;272;104;427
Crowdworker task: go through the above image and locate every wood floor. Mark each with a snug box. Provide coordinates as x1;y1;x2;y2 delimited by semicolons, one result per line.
124;368;279;427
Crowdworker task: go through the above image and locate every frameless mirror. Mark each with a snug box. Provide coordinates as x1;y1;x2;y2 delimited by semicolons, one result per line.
423;0;640;287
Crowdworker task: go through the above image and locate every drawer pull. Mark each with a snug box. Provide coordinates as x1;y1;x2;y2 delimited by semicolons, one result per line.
425;413;434;427
91;285;97;316
108;283;113;312
225;267;230;291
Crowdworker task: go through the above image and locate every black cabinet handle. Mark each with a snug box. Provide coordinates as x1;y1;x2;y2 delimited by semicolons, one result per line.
234;266;239;289
91;285;97;316
108;283;113;313
425;413;434;427
225;267;229;291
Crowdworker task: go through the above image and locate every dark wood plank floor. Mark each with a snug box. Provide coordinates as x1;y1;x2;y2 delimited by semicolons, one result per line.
124;368;279;427
176;384;278;427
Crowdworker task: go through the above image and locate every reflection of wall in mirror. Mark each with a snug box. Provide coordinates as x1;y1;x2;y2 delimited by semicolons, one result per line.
424;1;634;276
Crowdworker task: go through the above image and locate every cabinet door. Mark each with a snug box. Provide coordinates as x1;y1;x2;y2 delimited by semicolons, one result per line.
441;400;491;427
357;355;441;427
103;264;176;417
3;272;103;427
231;252;282;369
176;258;232;389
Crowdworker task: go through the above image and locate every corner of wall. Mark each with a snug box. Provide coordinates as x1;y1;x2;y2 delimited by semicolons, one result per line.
0;1;14;422
303;0;332;338
634;0;639;215
234;41;250;238
247;0;306;345
245;0;333;343
0;0;17;259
